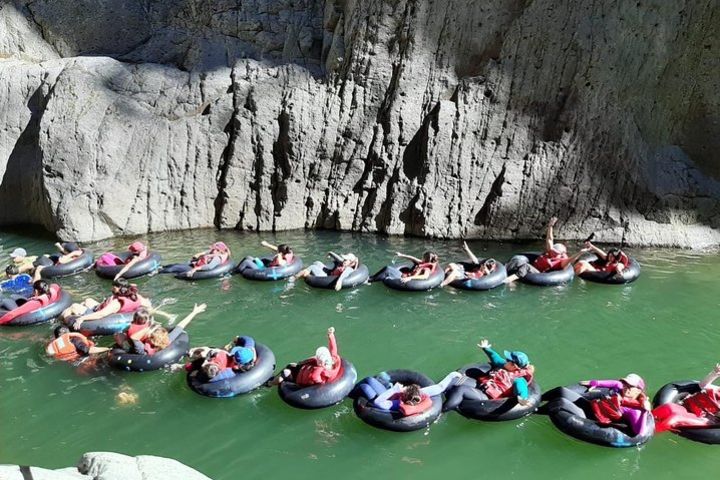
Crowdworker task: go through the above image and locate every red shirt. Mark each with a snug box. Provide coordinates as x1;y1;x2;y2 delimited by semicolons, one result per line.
295;332;340;386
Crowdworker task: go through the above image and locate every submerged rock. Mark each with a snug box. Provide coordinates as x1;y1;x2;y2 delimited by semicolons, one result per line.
0;451;211;479
0;0;718;247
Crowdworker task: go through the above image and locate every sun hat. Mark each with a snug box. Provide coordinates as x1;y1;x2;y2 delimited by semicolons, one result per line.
503;350;530;368
9;248;27;258
128;241;146;253
621;373;645;390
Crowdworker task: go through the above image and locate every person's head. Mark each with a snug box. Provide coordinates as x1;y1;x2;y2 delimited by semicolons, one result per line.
62;242;80;253
342;253;358;266
503;350;530;370
233;347;254;366
401;384;423;405
278;244;292;256
5;264;19;277
550;243;567;257
112;277;129;293
211;241;229;253
315;346;333;369
53;325;70;338
423;251;439;264
203;362;220;379
132;308;151;326
482;258;497;273
113;278;137;300
9;248;27;262
128;241;147;255
33;280;50;296
149;328;170;350
607;248;625;264
620;373;645;397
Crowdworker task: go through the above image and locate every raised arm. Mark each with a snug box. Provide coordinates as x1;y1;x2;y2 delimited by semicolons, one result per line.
477;339;506;368
544;217;558;252
463;241;479;264
585;241;607;260
700;364;720;390
327;327;338;357
261;240;278;252
175;303;207;330
395;252;423;264
327;251;344;263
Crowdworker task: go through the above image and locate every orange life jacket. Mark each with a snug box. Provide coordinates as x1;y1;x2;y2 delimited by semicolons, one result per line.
47;333;94;362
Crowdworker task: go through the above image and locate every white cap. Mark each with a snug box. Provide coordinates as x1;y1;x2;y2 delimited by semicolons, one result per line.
551;243;566;255
342;253;358;262
9;248;27;259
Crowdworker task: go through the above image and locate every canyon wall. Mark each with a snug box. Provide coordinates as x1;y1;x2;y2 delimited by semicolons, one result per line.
1;0;718;247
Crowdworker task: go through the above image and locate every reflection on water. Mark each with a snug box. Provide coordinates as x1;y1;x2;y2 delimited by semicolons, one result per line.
1;228;720;479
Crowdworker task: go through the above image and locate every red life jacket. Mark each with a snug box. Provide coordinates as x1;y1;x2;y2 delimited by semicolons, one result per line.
127;323;148;339
533;252;567;272
97;295;141;314
46;333;94;362
330;265;345;276
295;355;341;386
208;351;230;370
684;389;720;418
0;285;59;325
398;394;433;416
595;252;630;272
477;367;533;399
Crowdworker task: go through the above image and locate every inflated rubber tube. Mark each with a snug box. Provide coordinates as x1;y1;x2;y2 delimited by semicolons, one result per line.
187;343;276;398
652;380;720;444
353;370;443;432
579;256;641;285
547;383;655;447
449;262;507;291
448;364;541;421
513;253;574;286
108;329;189;372
39;251;95;279
382;265;444;292
0;289;73;326
236;256;304;281
64;312;135;337
175;260;236;280
95;252;162;279
304;264;370;289
278;358;357;409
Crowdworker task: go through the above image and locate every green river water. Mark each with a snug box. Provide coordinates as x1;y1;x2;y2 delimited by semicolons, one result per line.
1;228;719;479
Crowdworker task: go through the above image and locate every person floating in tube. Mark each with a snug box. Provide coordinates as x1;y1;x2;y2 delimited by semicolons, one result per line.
183;335;258;382
34;242;84;267
369;251;440;284
60;278;152;329
504;217;587;283
545;373;651;437
293;252;360;290
442;241;498;287
274;327;340;385
46;325;110;362
0;279;53;314
653;364;720;432
357;371;463;416
574;237;630;277
7;247;38;275
443;339;535;411
185;241;231;277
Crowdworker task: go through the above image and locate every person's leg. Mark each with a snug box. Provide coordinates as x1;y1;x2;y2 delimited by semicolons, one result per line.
574;260;596;275
0;298;18;311
307;262;328;277
441;264;464;287
161;264;192;274
237;256;260;272
370;265;402;282
443;384;489;411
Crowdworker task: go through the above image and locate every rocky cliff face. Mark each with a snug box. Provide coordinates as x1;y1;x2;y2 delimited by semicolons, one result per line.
1;0;718;247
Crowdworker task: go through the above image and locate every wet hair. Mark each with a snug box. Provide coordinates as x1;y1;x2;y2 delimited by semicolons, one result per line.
402;384;423;405
132;308;151;325
607;248;623;260
148;328;170;350
54;325;69;338
483;258;496;271
278;244;292;255
5;265;19;276
33;280;50;296
114;280;138;301
423;251;439;263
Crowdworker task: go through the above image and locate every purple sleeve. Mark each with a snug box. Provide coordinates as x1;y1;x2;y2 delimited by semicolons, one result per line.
589;380;623;390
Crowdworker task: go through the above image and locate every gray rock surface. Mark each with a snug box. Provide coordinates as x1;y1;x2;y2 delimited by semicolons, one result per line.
0;0;718;247
0;451;211;480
